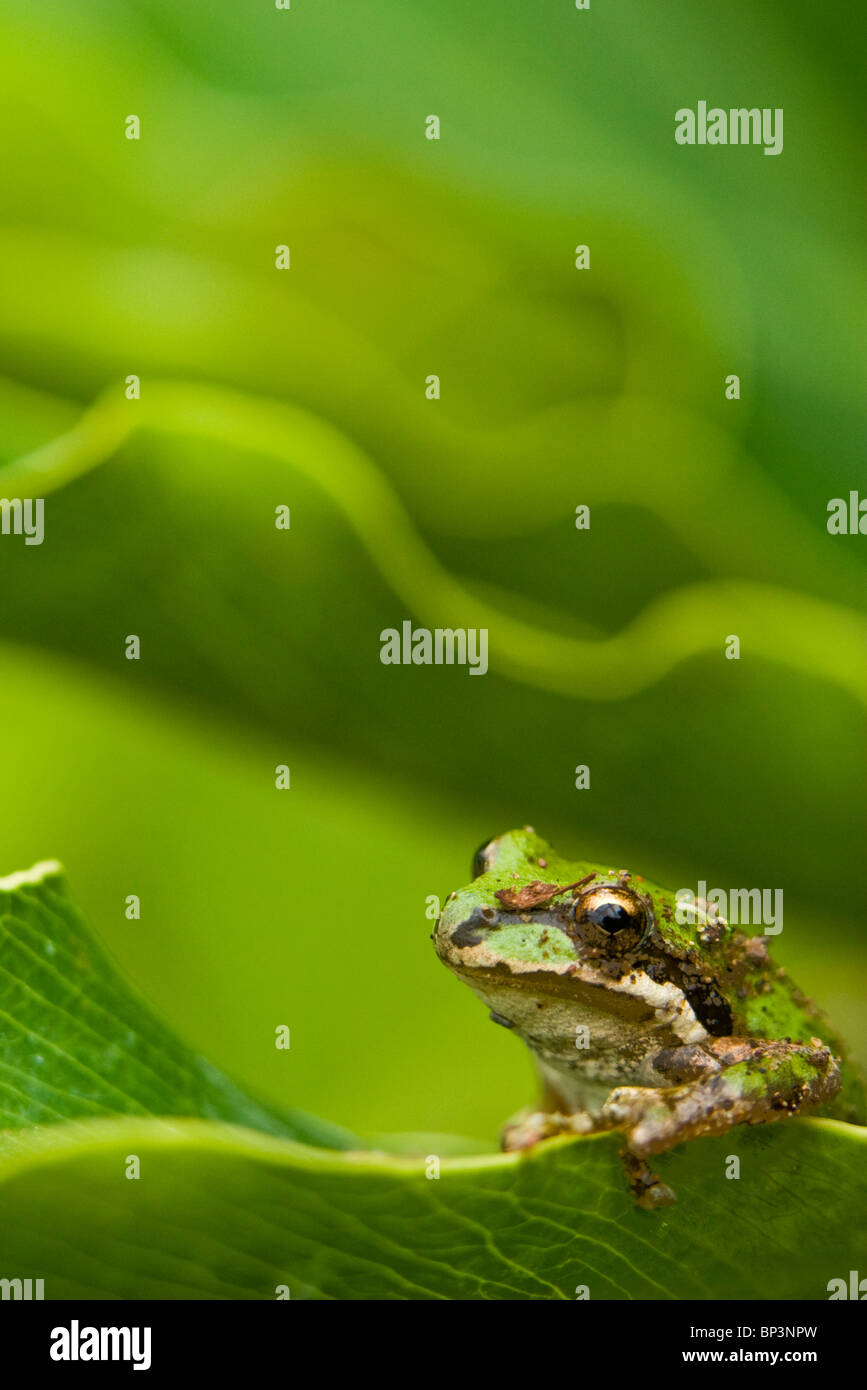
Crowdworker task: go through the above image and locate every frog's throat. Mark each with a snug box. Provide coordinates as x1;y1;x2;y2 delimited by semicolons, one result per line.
448;949;709;1104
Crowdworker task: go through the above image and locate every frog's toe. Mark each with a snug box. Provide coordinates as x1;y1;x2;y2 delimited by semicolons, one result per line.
637;1179;677;1210
502;1110;558;1151
502;1109;591;1151
619;1148;677;1210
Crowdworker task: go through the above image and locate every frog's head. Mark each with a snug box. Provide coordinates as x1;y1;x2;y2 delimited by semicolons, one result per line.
434;828;736;1075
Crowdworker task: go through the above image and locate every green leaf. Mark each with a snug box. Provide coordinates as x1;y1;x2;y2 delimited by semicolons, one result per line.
1;862;864;1299
0;861;354;1150
0;1116;864;1300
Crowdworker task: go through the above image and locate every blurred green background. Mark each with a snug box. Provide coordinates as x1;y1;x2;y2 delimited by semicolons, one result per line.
0;0;864;1146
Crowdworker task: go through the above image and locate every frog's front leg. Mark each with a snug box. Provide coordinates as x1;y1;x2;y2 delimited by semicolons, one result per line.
502;1106;596;1150
501;1105;678;1208
603;1035;840;1161
503;1037;840;1211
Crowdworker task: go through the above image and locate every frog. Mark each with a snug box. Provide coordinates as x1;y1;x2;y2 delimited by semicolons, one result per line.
434;827;866;1208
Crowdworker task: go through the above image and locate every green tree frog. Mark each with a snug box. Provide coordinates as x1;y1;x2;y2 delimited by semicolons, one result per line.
434;828;866;1207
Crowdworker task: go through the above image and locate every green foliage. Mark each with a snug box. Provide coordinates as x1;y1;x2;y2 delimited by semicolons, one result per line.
0;862;352;1149
1;866;863;1299
2;1117;864;1300
0;0;864;1300
0;0;864;1146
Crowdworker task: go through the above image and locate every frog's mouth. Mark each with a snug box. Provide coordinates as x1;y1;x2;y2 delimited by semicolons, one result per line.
462;957;661;1025
441;937;660;1024
435;909;709;1048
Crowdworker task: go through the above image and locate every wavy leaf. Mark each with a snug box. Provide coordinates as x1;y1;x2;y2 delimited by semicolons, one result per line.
0;1115;863;1300
0;861;354;1149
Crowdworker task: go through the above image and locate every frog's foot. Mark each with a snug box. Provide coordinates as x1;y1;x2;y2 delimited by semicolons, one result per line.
501;1107;597;1152
501;1107;677;1208
601;1035;841;1159
618;1149;677;1210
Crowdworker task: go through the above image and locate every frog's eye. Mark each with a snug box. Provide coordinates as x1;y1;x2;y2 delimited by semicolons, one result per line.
571;886;649;950
472;837;498;880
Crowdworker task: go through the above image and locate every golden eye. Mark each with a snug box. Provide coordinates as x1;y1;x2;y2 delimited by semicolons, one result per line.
571;885;649;950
